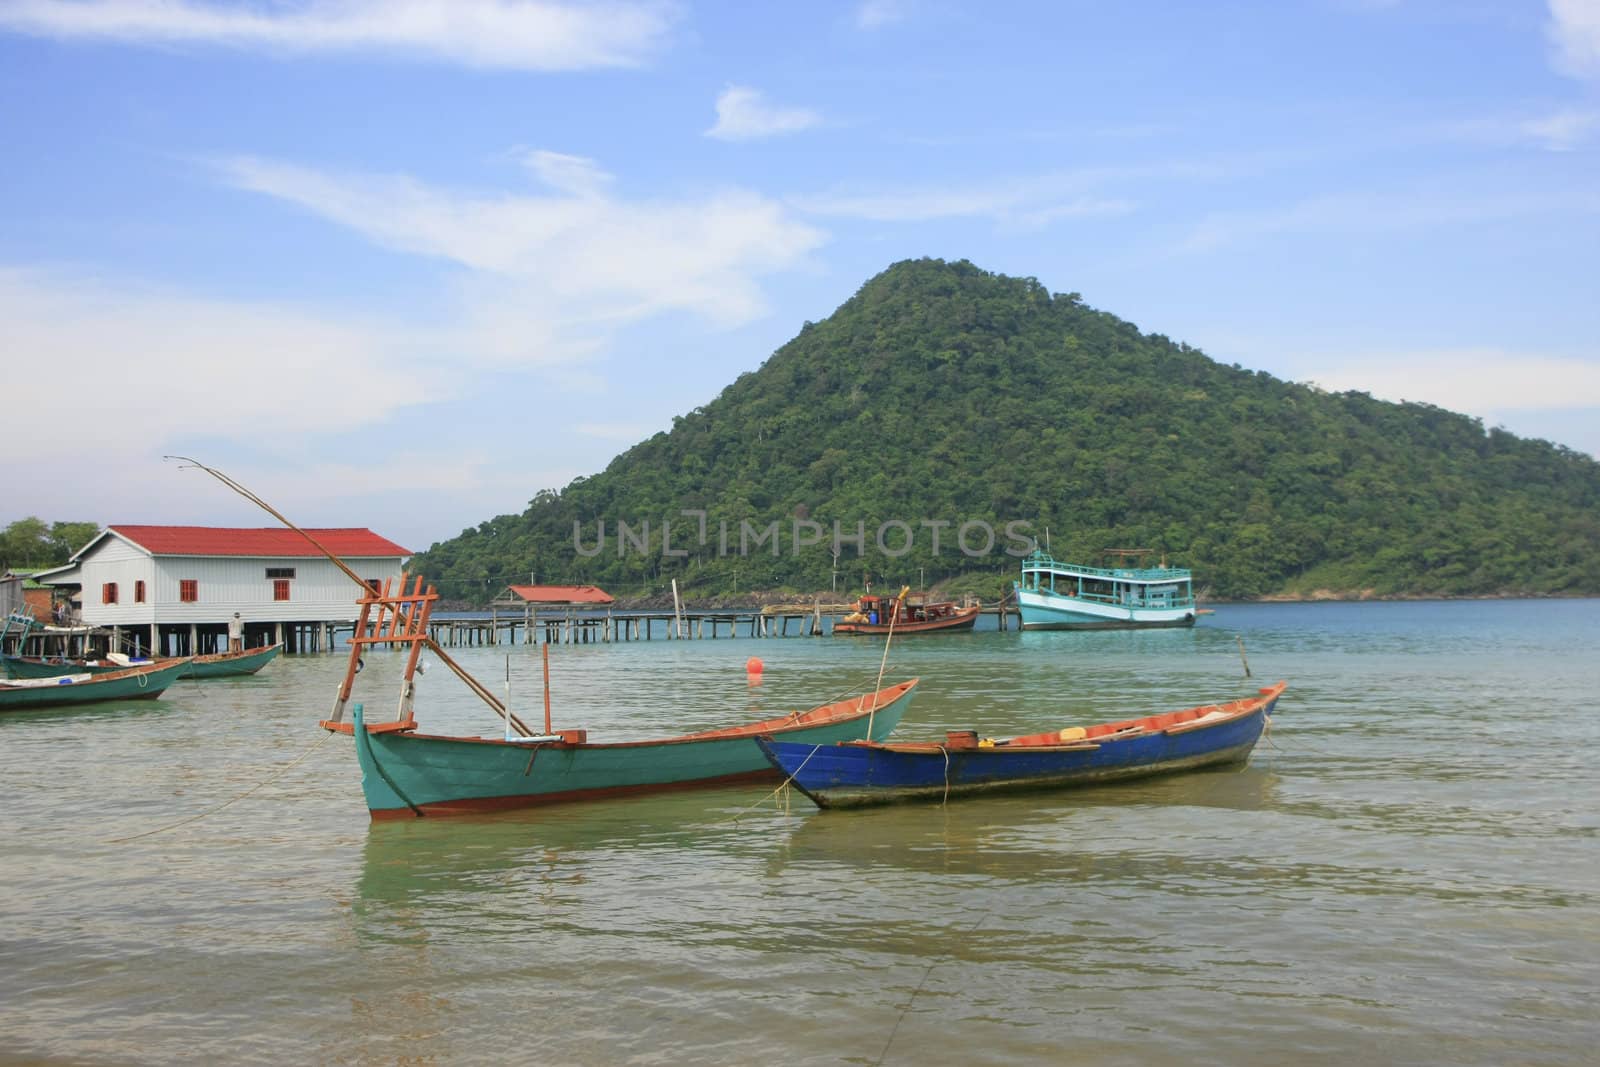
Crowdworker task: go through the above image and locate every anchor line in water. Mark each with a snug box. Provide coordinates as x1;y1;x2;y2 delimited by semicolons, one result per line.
104;730;336;844
875;910;989;1067
730;742;826;823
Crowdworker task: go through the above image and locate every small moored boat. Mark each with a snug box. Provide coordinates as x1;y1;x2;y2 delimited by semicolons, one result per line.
757;682;1285;809
3;651;178;680
178;643;283;678
321;573;919;819
0;658;191;712
833;587;980;636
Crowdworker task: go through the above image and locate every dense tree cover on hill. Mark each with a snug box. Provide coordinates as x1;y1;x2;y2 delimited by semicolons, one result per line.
414;259;1600;604
0;518;99;571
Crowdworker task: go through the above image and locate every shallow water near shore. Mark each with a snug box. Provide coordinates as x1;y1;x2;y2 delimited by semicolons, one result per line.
2;600;1596;1065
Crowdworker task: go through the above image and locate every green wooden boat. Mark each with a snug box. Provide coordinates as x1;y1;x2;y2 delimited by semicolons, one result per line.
319;571;919;819
331;679;919;820
178;643;283;679
2;653;178;680
0;659;189;712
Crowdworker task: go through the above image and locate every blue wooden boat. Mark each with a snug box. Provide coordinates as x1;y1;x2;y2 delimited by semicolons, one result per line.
0;658;190;712
1014;548;1198;629
757;682;1285;809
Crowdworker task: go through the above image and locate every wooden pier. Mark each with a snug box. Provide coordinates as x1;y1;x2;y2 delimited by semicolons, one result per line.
421;601;1016;647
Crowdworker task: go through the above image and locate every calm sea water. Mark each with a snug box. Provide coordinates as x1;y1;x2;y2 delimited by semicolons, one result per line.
1;601;1596;1065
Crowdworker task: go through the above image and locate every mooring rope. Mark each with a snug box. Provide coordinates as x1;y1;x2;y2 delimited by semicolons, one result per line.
727;742;825;823
104;729;336;844
874;909;989;1066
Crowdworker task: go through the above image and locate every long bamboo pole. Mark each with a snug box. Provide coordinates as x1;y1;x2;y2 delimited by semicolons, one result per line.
867;585;910;736
166;456;533;734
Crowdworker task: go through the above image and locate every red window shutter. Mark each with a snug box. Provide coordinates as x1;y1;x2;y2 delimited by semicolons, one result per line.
273;579;291;601
179;580;198;603
134;580;146;603
103;582;117;605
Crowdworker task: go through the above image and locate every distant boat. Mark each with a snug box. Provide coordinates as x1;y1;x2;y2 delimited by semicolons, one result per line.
3;644;279;680
833;587;981;636
0;659;190;713
1014;548;1198;630
758;682;1285;809
320;571;920;820
2;651;179;680
178;643;282;679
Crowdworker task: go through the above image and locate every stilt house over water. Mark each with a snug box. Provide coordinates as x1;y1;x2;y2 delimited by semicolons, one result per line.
31;525;409;656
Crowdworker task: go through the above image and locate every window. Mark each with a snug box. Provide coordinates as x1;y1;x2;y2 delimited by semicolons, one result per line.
102;582;118;605
365;578;383;593
265;567;296;579
273;579;291;602
179;579;199;603
134;580;146;603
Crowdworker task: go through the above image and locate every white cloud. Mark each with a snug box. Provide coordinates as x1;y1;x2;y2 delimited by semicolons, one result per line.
576;422;654;442
1443;107;1600;151
793;182;1133;226
0;0;678;70
705;86;822;141
856;0;912;30
215;154;826;338
0;265;470;534
1307;349;1600;414
1521;107;1600;149
0;267;435;444
1549;0;1600;78
1175;186;1600;254
520;150;615;197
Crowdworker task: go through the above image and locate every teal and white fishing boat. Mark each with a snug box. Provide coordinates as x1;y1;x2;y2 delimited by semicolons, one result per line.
1014;548;1198;630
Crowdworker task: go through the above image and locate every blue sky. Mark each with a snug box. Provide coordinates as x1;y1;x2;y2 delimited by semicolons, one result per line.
3;0;1597;553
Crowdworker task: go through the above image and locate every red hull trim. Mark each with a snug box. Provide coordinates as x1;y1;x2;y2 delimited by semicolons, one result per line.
367;766;782;820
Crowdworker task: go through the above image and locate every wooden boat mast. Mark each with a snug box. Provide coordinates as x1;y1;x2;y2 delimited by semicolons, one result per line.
167;455;534;735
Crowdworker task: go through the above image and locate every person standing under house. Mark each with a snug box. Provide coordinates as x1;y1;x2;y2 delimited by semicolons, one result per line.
228;612;244;652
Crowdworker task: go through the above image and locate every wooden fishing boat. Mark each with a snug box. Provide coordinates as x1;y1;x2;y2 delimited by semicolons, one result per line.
833;587;980;636
319;573;920;820
0;658;191;712
757;682;1286;809
178;643;282;679
2;651;175;680
1014;548;1198;630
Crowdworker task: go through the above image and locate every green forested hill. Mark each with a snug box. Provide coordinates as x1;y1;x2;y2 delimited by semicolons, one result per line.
415;258;1600;603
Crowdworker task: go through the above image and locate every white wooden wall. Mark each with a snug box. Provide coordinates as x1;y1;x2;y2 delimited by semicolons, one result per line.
76;537;406;626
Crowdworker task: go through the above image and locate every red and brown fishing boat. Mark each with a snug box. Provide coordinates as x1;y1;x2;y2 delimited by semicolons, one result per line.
833;588;981;636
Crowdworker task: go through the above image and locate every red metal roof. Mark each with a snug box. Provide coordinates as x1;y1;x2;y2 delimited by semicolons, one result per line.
107;526;410;558
504;584;614;605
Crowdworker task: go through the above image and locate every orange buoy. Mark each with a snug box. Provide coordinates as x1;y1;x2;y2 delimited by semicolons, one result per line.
746;656;764;675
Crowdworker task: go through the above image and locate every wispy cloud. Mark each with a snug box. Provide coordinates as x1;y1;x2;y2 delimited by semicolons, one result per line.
1521;107;1600;150
214;151;826;347
0;265;463;524
1176;186;1600;254
793;177;1132;227
856;0;912;30
1443;107;1600;151
1307;348;1600;419
1549;0;1600;78
0;0;679;70
576;421;655;442
705;86;822;141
